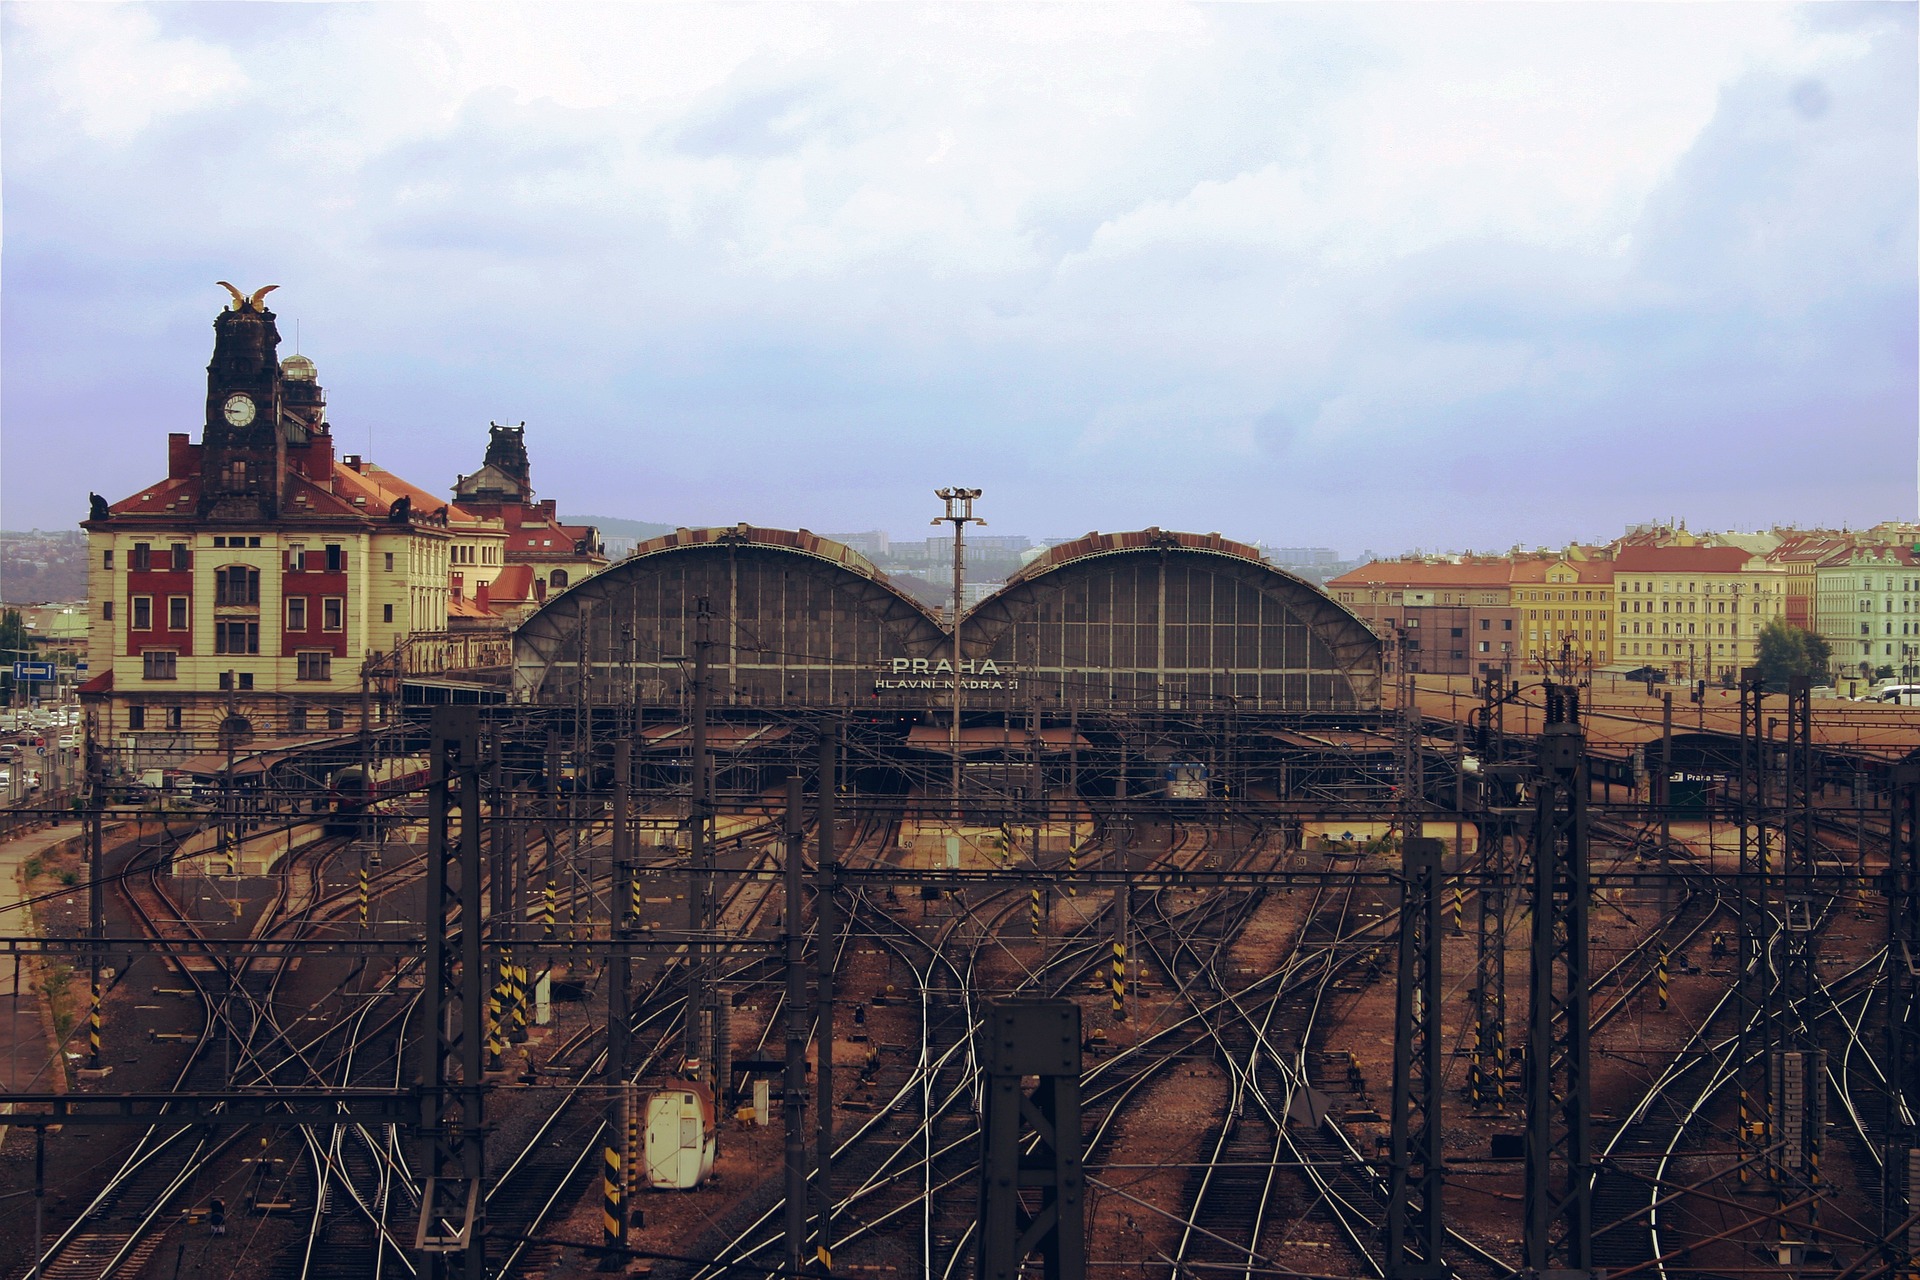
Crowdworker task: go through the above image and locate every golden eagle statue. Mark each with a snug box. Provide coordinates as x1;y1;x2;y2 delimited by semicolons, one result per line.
216;282;280;312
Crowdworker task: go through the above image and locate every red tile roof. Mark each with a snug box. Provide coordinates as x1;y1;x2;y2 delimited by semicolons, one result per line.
1613;545;1763;574
1325;559;1515;589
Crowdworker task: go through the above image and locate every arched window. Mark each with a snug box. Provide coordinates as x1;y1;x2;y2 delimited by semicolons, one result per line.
218;715;253;750
215;565;260;607
549;569;569;590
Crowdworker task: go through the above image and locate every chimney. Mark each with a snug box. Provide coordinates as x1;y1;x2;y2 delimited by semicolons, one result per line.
476;581;490;614
168;433;195;479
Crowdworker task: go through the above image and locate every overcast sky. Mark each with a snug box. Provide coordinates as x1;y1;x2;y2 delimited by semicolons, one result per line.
3;3;1913;554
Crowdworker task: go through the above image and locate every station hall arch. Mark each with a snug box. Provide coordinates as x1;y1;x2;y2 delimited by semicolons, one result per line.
961;530;1381;712
513;525;950;707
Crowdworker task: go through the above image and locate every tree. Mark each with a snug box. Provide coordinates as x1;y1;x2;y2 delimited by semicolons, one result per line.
0;608;28;704
1754;618;1831;691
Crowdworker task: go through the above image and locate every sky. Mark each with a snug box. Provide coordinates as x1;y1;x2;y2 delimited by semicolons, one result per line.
3;2;1914;556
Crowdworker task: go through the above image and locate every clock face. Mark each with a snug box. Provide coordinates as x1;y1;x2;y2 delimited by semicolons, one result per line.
223;392;256;427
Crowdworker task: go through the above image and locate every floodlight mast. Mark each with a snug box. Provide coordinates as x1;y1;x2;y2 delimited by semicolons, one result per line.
933;488;984;824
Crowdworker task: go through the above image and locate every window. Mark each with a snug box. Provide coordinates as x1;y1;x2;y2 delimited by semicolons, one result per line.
325;544;344;572
289;705;308;731
382;604;394;623
384;552;394;572
128;706;145;730
240;672;253;690
215;621;260;654
165;706;183;730
1479;619;1490;630
248;536;261;548
103;550;114;570
289;546;306;572
142;650;177;680
216;565;260;606
131;542;151;572
213;536;227;547
287;597;308;631
219;671;252;690
1450;627;1463;638
550;569;569;589
322;597;344;631
168;596;189;630
297;651;332;681
170;542;190;571
1503;620;1512;630
131;596;153;630
102;600;114;621
327;708;345;730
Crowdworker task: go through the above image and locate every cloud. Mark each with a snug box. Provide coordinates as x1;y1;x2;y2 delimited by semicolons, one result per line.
1;3;1911;554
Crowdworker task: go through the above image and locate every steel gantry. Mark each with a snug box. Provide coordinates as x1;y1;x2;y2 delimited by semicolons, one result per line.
1887;760;1920;1271
1388;835;1446;1279
1735;669;1776;1192
415;707;487;1277
1523;686;1593;1280
977;998;1085;1280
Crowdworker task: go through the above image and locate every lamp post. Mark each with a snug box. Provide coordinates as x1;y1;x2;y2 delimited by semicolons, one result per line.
932;489;983;825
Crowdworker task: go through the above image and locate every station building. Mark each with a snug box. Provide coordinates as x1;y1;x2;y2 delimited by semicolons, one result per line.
78;288;605;760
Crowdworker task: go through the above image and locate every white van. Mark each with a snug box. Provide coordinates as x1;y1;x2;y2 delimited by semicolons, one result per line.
1873;684;1920;706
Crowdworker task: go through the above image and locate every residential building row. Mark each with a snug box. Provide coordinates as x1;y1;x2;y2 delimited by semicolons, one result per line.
1327;520;1920;686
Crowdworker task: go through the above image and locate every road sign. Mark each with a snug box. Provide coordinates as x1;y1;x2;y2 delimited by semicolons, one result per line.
12;662;55;682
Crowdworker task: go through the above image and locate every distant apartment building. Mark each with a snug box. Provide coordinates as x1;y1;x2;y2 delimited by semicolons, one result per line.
1814;543;1920;681
1325;560;1517;677
1508;556;1614;673
1612;545;1784;683
1766;531;1855;631
828;530;891;561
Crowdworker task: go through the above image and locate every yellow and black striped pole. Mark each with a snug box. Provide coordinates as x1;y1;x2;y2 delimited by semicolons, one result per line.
1491;1017;1506;1114
508;954;528;1041
1450;880;1465;935
1030;887;1042;936
602;1139;624;1249
88;979;102;1065
1656;946;1670;1010
1467;1021;1483;1107
542;880;557;939
1110;940;1127;1019
357;866;370;930
1065;839;1079;897
486;984;506;1069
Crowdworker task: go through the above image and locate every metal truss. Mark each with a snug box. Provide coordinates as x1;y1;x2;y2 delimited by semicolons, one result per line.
1388;835;1446;1279
1523;691;1593;1280
416;707;487;1276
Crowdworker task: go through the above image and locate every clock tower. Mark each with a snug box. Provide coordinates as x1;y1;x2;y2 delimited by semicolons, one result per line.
199;284;287;519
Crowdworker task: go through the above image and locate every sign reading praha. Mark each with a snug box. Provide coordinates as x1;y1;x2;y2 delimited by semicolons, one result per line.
875;657;1017;692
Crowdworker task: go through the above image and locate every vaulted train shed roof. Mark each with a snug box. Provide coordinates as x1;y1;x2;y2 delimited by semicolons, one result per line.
514;525;1383;713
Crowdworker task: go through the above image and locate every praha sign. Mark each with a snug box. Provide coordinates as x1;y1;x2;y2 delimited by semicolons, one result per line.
875;657;1017;692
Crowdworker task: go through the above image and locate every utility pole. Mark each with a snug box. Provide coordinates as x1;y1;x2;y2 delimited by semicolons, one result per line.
814;723;840;1275
933;488;984;825
84;706;104;1069
602;738;632;1265
686;599;714;1081
783;776;810;1280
